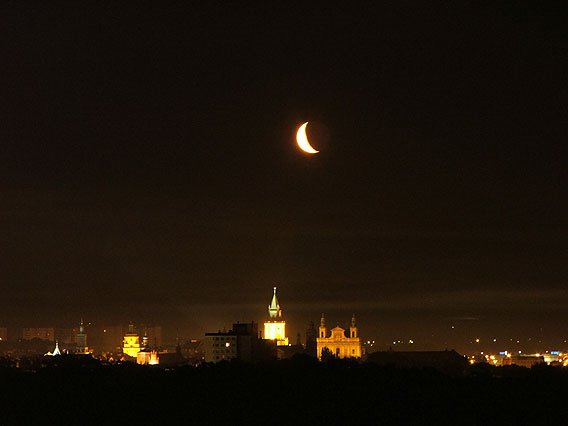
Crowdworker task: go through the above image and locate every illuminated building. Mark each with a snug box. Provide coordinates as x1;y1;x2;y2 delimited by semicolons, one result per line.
122;323;141;358
76;319;89;354
22;327;55;342
148;351;159;365
263;287;289;346
137;334;159;365
316;314;362;359
503;354;545;368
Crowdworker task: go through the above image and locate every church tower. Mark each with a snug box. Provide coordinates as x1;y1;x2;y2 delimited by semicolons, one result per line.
263;287;289;346
349;314;358;338
76;319;89;354
123;322;141;358
319;313;327;338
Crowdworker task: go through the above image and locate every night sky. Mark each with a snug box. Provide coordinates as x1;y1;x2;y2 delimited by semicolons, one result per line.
2;3;566;351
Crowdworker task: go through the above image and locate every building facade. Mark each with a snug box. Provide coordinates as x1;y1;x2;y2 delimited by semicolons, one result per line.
317;314;362;359
122;323;141;358
263;287;289;346
204;322;276;363
22;327;55;342
204;332;238;362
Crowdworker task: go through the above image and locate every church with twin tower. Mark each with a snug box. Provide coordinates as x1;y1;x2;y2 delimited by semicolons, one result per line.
263;287;289;346
317;313;362;359
262;286;362;359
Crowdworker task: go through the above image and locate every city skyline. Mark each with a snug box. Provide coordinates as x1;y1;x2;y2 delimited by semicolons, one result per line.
1;285;567;356
2;3;566;353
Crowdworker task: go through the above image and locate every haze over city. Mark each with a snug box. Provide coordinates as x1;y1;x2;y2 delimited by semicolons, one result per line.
2;2;566;355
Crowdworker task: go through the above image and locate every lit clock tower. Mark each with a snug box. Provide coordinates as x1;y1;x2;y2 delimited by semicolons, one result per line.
263;287;289;346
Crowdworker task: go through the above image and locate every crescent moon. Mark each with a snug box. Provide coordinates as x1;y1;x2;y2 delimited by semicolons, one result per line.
296;122;319;154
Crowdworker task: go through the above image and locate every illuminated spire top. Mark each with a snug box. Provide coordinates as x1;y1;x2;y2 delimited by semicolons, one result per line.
320;313;325;328
52;341;61;356
79;318;84;334
268;286;282;318
351;314;356;327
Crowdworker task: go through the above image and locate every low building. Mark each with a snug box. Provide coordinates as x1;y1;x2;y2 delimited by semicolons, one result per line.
181;339;204;365
158;347;185;367
503;355;545;368
317;314;362;359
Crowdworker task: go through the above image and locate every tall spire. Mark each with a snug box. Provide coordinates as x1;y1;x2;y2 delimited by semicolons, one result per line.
268;286;282;318
320;313;326;328
351;314;356;327
52;341;61;356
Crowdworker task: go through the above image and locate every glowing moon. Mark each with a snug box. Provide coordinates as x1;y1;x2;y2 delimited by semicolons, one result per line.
296;122;319;154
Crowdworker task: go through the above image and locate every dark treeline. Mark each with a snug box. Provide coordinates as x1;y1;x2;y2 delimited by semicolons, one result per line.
1;355;567;425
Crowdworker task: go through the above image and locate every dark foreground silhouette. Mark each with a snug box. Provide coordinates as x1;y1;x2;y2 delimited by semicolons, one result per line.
1;355;567;425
